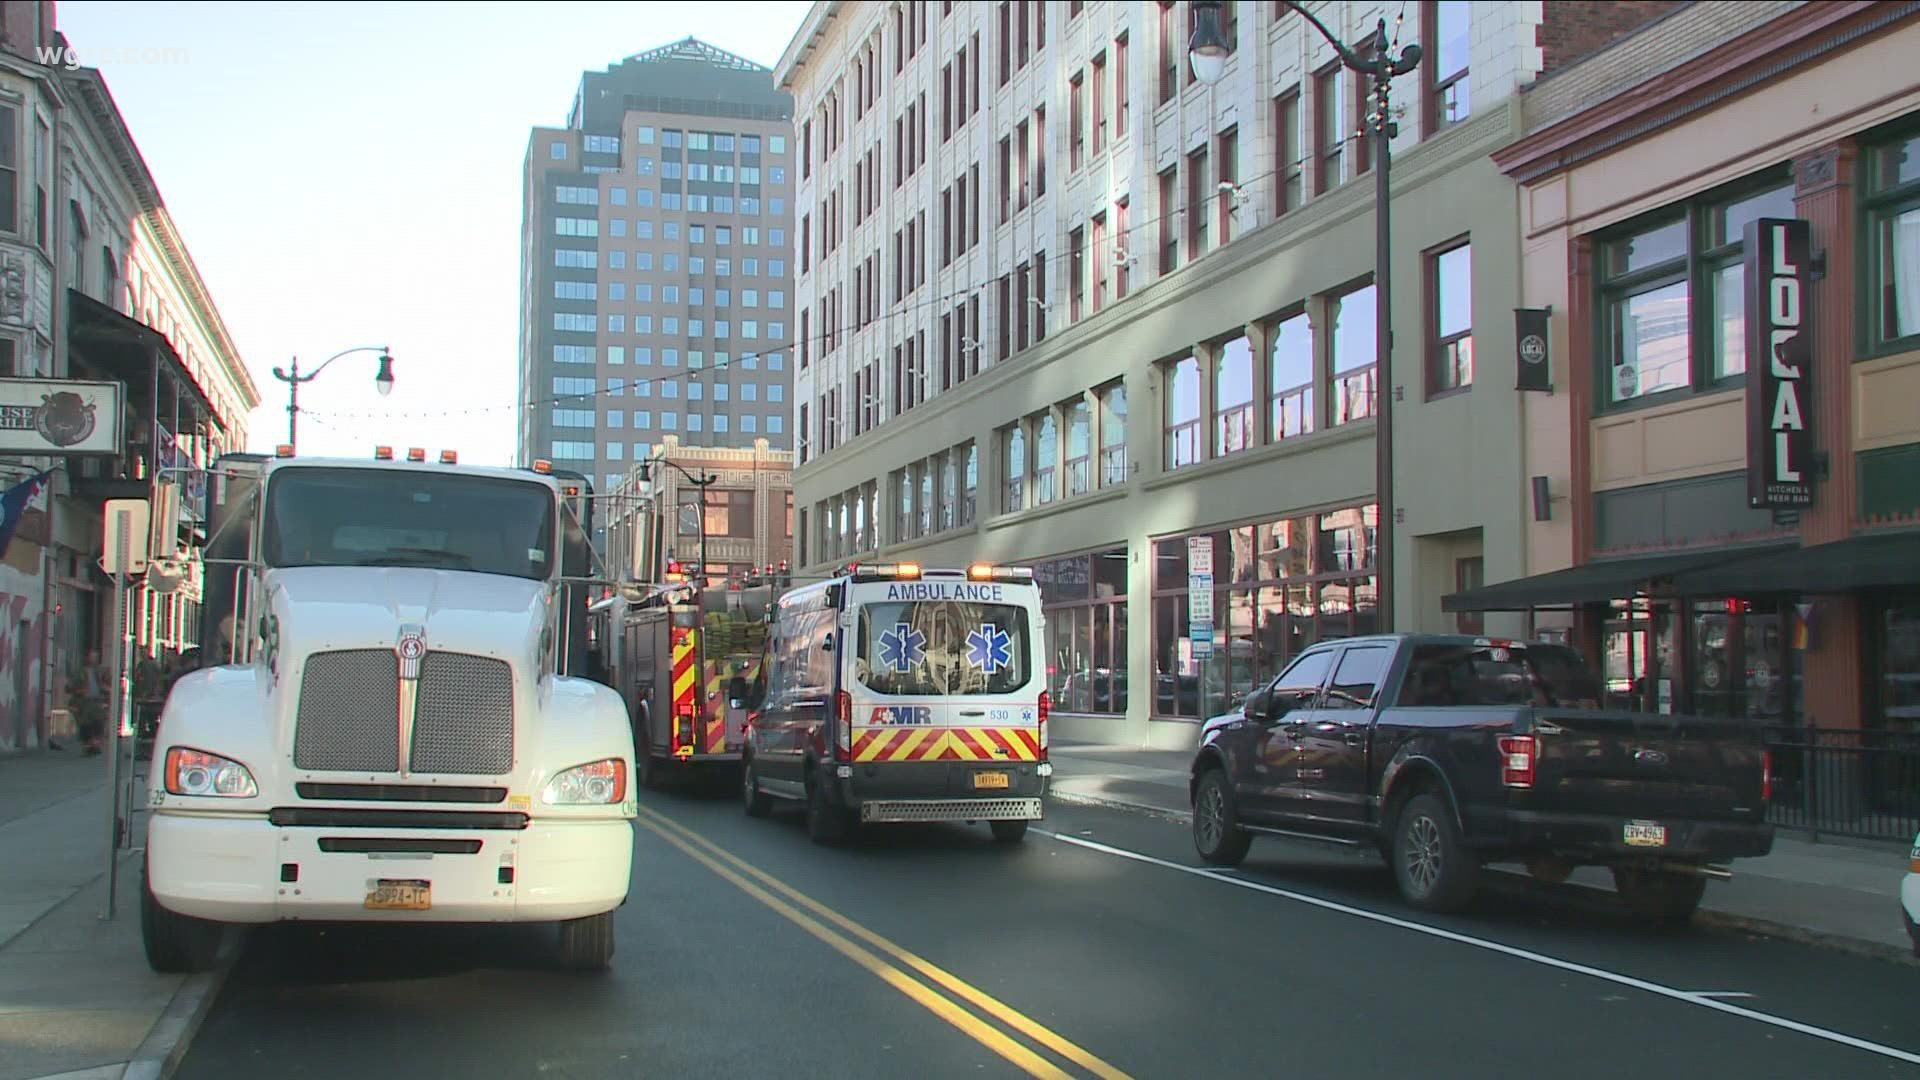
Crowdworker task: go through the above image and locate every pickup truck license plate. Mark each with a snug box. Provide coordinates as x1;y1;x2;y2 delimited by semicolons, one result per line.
1623;821;1667;848
973;771;1010;790
365;878;431;910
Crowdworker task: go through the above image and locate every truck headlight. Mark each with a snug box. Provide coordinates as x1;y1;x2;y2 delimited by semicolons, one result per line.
542;758;628;805
164;747;258;798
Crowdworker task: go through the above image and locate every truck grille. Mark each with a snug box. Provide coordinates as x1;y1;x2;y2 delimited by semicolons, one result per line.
410;652;515;774
291;648;515;776
292;650;399;772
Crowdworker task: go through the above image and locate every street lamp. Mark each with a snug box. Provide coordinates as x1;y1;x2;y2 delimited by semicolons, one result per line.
1187;0;1232;84
270;346;395;452
1240;3;1421;631
639;458;716;589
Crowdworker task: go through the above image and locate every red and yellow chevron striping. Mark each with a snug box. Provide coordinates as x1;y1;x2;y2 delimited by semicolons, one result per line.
851;727;1041;764
670;628;698;722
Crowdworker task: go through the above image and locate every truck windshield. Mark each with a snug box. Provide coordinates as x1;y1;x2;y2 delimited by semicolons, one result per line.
262;467;556;580
1397;642;1604;709
854;601;1031;696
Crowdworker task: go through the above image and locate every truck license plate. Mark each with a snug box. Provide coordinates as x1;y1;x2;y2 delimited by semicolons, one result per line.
973;771;1010;790
1623;821;1667;848
365;878;431;910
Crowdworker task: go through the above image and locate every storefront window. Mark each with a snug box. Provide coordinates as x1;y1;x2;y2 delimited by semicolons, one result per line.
1883;597;1920;734
1033;546;1127;714
1688;599;1788;722
1867;129;1920;352
1151;504;1377;720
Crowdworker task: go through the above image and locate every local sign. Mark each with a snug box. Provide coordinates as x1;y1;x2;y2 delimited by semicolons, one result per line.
1187;535;1214;659
1743;218;1814;510
0;377;123;456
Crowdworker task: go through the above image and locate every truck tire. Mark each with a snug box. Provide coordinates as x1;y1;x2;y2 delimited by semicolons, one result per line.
140;856;222;974
805;772;854;846
741;757;772;818
1611;867;1707;929
1191;767;1252;866
1391;793;1479;913
989;820;1029;843
637;722;663;791
557;911;616;971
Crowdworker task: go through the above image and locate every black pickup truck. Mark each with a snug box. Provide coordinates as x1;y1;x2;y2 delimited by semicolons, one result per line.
1189;633;1774;926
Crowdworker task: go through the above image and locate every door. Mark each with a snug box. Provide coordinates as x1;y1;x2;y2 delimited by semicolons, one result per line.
1297;643;1390;834
1234;647;1336;824
762;607;833;786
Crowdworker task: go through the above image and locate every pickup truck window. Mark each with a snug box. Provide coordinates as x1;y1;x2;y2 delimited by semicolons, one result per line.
1397;643;1603;708
1264;648;1336;717
1321;645;1389;711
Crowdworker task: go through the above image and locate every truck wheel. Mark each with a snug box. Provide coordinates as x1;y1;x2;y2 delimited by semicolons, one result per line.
557;911;616;971
741;758;772;818
1192;768;1252;866
805;773;854;846
989;820;1029;843
1611;867;1707;929
140;857;222;974
1392;793;1479;913
637;724;662;791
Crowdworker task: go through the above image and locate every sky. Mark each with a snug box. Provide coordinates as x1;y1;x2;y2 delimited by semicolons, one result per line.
55;0;814;465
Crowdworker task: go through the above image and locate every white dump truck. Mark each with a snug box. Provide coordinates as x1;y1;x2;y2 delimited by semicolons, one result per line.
141;446;636;972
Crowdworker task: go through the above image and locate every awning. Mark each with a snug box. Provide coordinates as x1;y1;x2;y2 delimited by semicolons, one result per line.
1441;542;1796;612
67;288;222;429
1662;529;1920;595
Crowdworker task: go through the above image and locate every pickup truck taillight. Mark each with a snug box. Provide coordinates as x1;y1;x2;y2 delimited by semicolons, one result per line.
1762;749;1773;803
1498;735;1537;789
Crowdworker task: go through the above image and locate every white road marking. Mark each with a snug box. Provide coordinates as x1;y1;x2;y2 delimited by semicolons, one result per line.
1033;828;1920;1067
1687;991;1757;1000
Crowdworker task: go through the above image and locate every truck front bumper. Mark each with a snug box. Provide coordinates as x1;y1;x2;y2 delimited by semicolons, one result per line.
832;760;1051;823
147;811;632;924
1469;807;1775;862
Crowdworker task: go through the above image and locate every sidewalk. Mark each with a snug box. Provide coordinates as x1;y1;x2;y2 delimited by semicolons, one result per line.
1047;739;1919;963
0;747;227;1080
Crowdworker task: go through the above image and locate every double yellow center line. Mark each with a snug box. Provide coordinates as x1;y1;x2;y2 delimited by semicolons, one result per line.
636;808;1132;1080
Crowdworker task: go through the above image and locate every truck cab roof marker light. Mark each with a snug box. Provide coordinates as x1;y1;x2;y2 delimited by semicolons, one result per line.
274;444;294;458
440;450;458;464
373;446;393;460
407;447;427;462
531;459;553;474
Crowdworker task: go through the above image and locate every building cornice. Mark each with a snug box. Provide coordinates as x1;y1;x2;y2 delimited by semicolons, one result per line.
773;1;842;92
58;64;260;410
1493;0;1918;185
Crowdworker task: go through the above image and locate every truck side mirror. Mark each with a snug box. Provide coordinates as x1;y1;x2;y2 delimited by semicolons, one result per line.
148;476;182;563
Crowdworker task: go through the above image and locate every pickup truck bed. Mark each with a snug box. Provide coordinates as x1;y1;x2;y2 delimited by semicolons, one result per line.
1190;633;1773;925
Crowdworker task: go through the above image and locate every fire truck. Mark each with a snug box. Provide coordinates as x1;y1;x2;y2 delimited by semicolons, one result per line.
591;561;788;788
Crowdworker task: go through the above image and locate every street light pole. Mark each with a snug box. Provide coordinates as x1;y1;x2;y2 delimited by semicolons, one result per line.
270;346;397;452
1193;1;1420;631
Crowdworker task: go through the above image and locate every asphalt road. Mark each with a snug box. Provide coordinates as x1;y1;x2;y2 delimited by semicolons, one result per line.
176;783;1920;1079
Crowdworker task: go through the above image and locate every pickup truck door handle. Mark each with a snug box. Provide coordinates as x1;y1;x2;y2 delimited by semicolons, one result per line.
1343;732;1364;747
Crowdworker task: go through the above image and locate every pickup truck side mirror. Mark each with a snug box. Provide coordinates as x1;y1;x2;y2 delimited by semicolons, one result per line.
1242;689;1271;721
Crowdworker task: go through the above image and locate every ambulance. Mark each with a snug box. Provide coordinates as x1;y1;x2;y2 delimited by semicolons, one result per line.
743;562;1051;844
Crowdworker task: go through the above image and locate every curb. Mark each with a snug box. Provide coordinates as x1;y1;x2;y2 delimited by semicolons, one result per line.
1051;784;1920;966
120;930;241;1080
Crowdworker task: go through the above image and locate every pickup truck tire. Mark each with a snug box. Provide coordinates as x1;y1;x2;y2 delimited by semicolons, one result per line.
806;772;855;845
1392;793;1479;913
742;757;772;817
1611;867;1707;929
1192;768;1252;866
557;911;616;971
140;855;222;974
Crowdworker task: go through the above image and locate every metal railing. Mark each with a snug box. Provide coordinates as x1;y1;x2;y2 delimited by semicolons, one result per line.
1762;725;1920;842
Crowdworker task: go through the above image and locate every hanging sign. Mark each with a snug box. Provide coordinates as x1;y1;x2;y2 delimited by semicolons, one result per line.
1743;217;1814;509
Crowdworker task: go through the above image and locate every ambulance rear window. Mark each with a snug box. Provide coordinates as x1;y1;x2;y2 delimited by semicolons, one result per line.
854;600;1031;696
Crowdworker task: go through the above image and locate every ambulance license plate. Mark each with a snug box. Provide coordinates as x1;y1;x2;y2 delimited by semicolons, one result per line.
973;771;1010;790
365;879;431;910
1623;821;1667;848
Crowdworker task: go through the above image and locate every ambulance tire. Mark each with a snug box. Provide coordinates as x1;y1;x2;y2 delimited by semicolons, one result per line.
742;757;772;817
989;820;1029;843
805;770;855;845
557;911;615;971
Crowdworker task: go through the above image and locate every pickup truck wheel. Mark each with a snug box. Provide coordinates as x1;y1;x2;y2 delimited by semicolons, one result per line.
1192;768;1252;866
741;758;772;817
140;856;222;974
805;773;854;845
557;911;616;971
989;820;1029;843
1392;793;1479;913
1611;867;1707;929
